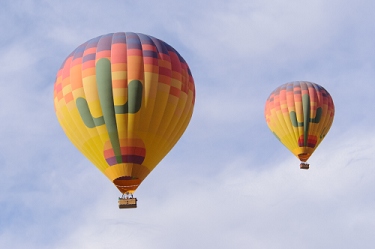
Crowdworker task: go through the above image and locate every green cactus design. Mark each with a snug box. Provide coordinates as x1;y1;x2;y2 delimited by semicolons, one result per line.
290;94;322;146
76;58;143;163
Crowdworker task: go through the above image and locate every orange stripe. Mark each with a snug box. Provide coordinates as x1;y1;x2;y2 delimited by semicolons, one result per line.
62;76;70;88
127;57;143;80
143;57;158;66
112;79;126;88
71;65;83;90
169;86;180;97
144;64;158;73
158;75;171;85
82;67;96;78
64;92;74;103
56;89;63;101
158;60;171;68
111;63;127;72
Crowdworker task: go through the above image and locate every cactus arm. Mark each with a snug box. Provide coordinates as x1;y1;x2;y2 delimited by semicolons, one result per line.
290;111;304;127
311;107;322;123
114;80;143;114
76;97;105;128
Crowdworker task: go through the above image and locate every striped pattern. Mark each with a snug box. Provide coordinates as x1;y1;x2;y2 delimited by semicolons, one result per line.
54;32;195;193
264;81;334;162
103;138;146;166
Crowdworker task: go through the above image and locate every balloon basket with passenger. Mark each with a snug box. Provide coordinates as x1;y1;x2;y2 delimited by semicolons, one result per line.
298;153;310;169
299;162;309;170
118;192;137;209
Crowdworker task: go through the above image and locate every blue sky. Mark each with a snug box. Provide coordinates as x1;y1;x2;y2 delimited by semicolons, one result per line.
1;0;375;248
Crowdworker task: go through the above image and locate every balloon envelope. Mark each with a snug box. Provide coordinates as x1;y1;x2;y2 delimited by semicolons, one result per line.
264;81;334;163
54;32;195;193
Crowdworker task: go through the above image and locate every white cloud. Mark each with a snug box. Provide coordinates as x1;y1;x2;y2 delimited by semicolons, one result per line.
31;129;375;249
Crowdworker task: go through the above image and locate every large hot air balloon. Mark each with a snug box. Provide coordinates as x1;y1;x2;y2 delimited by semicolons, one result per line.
53;32;195;208
264;81;334;169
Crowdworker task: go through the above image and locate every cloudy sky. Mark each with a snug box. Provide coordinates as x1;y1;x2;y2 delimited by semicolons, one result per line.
1;0;375;248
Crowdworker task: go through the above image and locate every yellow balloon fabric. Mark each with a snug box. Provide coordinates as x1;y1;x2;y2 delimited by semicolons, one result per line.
53;33;195;193
264;81;334;162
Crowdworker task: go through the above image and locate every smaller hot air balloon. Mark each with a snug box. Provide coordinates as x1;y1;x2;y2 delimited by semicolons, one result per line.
264;81;334;169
